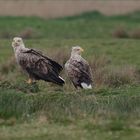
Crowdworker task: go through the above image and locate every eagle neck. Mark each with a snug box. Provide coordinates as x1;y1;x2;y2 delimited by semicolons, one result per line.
20;44;26;49
14;44;25;52
71;53;81;60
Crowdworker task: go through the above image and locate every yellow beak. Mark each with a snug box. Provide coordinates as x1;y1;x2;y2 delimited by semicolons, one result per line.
80;48;84;52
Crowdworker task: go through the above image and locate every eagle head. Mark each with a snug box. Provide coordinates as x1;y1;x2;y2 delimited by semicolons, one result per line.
12;37;25;50
71;46;84;56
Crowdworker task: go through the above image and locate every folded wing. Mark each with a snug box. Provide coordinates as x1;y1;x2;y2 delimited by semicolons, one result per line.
20;49;64;85
65;58;92;88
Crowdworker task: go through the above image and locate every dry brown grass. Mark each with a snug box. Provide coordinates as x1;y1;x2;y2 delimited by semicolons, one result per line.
112;27;140;39
0;28;40;39
19;27;40;39
0;30;14;39
0;74;2;81
89;55;111;87
130;29;140;39
113;27;140;39
0;57;16;74
103;66;138;87
47;48;70;66
89;55;139;88
112;27;129;39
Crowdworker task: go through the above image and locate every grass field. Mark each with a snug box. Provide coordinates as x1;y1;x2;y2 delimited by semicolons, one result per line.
0;11;140;140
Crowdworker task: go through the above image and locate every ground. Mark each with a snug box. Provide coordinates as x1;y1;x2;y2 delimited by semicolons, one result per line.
0;11;140;140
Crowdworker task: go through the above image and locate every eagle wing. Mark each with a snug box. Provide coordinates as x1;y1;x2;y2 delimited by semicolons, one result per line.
19;49;64;84
24;49;63;74
66;58;92;87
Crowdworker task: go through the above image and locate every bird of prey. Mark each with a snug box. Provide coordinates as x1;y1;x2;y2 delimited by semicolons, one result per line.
65;46;93;89
12;37;65;86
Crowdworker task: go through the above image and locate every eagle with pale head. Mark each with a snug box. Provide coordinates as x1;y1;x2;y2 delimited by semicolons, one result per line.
65;46;93;89
12;37;65;86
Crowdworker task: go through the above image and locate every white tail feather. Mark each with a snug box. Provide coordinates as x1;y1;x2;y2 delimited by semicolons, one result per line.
59;76;65;82
81;83;92;89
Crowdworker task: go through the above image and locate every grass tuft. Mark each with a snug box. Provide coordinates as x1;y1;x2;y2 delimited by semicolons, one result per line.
19;27;41;39
0;30;14;39
130;29;140;39
47;47;70;66
0;57;16;74
112;27;129;38
89;55;139;87
104;66;139;87
0;80;40;93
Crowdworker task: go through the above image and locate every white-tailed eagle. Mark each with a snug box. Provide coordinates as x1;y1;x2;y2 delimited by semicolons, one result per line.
65;46;93;89
12;37;65;86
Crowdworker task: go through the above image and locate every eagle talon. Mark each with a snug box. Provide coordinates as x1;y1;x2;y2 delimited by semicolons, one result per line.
27;79;32;84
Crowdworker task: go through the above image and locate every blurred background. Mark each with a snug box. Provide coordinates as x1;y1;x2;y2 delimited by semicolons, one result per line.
0;0;140;18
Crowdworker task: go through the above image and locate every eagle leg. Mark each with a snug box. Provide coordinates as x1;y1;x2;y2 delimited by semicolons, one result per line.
27;78;33;84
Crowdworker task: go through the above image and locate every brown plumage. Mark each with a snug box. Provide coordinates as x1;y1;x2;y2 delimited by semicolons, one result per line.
65;46;93;89
12;37;65;85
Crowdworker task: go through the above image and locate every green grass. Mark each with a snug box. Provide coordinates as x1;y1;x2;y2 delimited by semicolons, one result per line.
0;11;140;140
0;118;139;140
0;86;139;140
0;11;140;39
